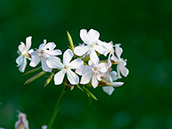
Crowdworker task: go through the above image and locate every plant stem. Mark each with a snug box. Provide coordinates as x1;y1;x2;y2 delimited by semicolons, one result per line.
47;85;66;129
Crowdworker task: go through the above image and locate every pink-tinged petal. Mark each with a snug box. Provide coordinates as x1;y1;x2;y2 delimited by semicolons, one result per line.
45;49;62;56
69;59;83;69
25;36;32;51
44;42;56;50
16;55;23;66
109;71;118;81
88;29;100;42
115;44;123;59
91;76;99;88
90;49;99;64
19;57;27;72
46;57;63;69
54;69;66;85
41;59;52;72
110;82;124;87
94;44;107;55
67;69;79;84
29;52;40;67
74;45;89;56
80;73;92;84
63;49;73;65
18;42;25;52
80;29;91;44
102;86;114;95
98;63;108;73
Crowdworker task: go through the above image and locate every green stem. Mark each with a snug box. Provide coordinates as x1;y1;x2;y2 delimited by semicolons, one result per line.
47;85;66;129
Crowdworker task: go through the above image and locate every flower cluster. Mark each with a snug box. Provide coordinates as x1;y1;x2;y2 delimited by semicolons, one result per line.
16;29;129;95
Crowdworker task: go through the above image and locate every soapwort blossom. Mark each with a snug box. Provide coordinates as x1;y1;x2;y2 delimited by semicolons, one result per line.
102;71;124;95
15;112;29;129
30;39;62;72
16;36;33;72
111;44;129;78
47;49;83;85
77;60;108;88
74;29;107;64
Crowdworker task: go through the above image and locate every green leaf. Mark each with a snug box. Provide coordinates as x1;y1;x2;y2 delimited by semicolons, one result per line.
83;87;98;101
24;71;46;85
44;73;54;87
67;31;74;51
23;67;41;76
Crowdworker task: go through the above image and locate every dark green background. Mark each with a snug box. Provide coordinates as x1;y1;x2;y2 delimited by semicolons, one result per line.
0;0;172;128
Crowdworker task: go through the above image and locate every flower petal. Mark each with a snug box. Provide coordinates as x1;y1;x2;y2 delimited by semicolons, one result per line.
74;45;89;56
94;44;107;55
41;58;52;72
98;63;108;73
44;42;56;50
25;36;32;51
16;55;23;66
19;57;27;72
69;59;83;69
115;44;123;59
46;57;63;69
45;49;62;56
109;71;118;81
88;29;100;42
80;29;91;44
80;73;92;84
102;86;114;95
90;49;99;64
120;66;129;77
18;42;25;52
63;49;73;65
29;51;40;67
67;69;79;84
91;76;99;88
110;82;124;87
76;65;93;75
54;69;66;85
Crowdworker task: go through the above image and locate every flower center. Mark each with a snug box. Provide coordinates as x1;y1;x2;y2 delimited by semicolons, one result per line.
64;65;69;70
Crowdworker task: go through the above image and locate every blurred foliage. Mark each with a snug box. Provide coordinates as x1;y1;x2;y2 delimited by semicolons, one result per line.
0;0;172;128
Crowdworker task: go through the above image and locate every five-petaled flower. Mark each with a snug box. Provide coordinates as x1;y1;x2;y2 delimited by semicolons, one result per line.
111;44;129;79
30;39;62;72
74;29;107;64
47;49;83;85
16;36;33;72
15;112;29;129
77;60;108;88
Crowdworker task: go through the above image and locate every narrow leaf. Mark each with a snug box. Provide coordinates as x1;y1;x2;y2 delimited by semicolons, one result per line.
23;67;41;76
83;87;98;101
24;71;46;85
44;73;54;87
67;31;74;51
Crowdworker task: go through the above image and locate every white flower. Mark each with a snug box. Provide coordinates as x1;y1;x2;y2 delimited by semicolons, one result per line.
111;44;129;78
47;49;83;85
99;41;116;67
78;60;108;88
30;39;62;72
102;71;124;95
42;125;47;129
16;36;33;72
15;112;29;129
74;29;107;64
